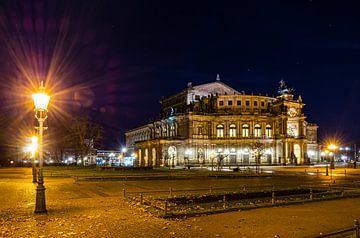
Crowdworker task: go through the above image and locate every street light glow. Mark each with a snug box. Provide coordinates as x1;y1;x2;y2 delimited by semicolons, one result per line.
30;136;38;158
327;144;337;151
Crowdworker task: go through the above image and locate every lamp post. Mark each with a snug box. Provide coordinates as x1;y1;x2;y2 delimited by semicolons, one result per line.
328;144;337;170
32;81;50;214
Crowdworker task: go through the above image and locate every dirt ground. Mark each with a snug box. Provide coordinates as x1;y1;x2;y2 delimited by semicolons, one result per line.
1;167;360;237
2;195;360;238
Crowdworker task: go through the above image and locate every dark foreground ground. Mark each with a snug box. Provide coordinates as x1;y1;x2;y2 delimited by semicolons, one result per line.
1;167;360;238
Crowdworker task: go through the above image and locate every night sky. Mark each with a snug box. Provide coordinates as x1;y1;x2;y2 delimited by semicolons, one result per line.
0;0;359;149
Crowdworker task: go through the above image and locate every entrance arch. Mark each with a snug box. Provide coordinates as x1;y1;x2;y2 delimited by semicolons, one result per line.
168;146;177;167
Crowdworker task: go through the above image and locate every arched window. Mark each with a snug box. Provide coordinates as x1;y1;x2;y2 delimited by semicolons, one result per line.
254;124;261;137
242;124;249;137
162;124;168;137
216;124;224;138
170;123;176;137
266;124;272;138
229;124;237;138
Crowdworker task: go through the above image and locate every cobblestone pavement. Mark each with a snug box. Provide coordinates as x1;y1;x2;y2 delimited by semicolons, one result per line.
1;168;360;237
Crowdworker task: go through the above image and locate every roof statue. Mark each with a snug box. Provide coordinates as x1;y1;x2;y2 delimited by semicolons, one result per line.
278;80;294;96
298;95;302;103
216;74;220;81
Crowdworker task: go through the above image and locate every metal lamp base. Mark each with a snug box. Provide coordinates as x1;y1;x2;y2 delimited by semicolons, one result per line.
35;184;47;213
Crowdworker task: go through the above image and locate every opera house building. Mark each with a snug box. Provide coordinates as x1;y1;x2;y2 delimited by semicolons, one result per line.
125;76;319;167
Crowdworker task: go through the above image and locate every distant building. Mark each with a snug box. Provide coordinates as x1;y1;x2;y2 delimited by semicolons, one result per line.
125;76;320;167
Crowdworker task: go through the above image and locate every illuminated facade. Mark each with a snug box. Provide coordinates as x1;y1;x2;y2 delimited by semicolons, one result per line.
125;76;320;167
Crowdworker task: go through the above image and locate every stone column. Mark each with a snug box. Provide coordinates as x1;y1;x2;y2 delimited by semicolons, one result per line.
282;141;287;165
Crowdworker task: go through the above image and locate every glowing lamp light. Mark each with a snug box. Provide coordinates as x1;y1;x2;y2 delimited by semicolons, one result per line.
32;92;50;111
30;136;38;158
121;147;127;153
24;136;38;158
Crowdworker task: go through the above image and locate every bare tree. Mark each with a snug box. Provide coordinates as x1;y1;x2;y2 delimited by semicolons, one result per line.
66;117;103;165
0;113;13;166
251;141;266;173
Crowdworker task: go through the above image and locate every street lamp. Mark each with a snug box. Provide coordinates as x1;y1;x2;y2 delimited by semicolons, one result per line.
327;144;337;169
30;136;38;183
24;136;38;183
210;150;215;171
32;81;50;213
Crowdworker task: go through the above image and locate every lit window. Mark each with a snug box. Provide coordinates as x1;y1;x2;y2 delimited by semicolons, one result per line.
219;101;224;106
237;100;241;106
261;101;265;107
228;101;233;106
229;124;236;138
198;126;203;135
254;124;261;137
217;124;224;138
242;124;249;137
246;100;250;106
254;101;258;107
266;124;272;138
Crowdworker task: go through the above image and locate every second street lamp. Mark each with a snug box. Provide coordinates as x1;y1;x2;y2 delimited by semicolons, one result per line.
30;136;38;183
32;81;50;214
328;143;337;170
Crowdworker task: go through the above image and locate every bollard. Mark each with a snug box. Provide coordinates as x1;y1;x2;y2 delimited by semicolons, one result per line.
123;189;126;198
341;188;344;197
140;193;143;204
354;219;359;238
210;185;212;194
164;200;168;216
169;187;173;197
223;195;226;209
317;169;319;177
243;185;246;191
310;189;313;200
272;191;275;204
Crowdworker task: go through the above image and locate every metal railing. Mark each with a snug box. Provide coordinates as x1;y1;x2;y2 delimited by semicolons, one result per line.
313;219;360;238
